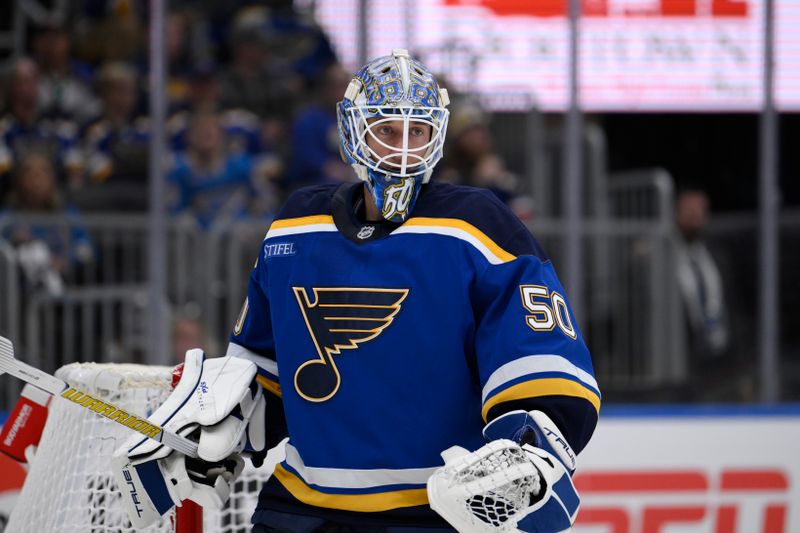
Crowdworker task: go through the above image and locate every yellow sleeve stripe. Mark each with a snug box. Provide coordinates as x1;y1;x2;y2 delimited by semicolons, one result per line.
403;217;517;263
270;215;334;230
273;464;429;512
481;377;601;422
256;375;282;398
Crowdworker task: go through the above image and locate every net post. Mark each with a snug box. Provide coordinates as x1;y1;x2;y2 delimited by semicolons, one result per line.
175;500;203;533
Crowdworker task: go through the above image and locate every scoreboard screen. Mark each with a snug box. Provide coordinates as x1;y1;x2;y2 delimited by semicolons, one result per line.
313;0;800;111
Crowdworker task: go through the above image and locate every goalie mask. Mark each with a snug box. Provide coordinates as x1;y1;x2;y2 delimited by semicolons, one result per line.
337;49;450;223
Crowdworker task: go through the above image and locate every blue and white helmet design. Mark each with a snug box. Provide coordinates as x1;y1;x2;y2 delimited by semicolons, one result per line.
337;49;450;222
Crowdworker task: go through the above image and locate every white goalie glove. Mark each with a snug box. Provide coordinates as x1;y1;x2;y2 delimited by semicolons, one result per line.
427;410;579;533
111;349;266;528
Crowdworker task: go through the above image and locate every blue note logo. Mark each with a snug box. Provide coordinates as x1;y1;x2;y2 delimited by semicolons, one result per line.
292;287;409;402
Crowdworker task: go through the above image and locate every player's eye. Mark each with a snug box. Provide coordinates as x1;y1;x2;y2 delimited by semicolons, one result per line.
376;125;393;136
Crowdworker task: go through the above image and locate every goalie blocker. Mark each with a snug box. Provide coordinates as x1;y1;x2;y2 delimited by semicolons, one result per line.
427;410;580;533
111;350;267;528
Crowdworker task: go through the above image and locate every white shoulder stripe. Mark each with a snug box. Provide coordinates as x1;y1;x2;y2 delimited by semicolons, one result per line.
284;443;437;489
226;342;279;377
392;225;506;265
482;354;599;403
266;223;337;240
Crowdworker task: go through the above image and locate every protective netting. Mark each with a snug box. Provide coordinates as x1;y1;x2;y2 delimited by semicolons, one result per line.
209;465;265;533
6;363;270;533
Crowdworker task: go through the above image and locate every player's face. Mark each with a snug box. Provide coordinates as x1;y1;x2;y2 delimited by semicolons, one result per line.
365;117;432;170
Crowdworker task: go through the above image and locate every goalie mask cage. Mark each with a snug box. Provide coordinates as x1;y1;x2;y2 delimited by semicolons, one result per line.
6;362;266;533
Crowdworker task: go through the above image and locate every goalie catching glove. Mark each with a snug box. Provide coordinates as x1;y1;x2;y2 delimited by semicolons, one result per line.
427;410;579;533
111;349;266;528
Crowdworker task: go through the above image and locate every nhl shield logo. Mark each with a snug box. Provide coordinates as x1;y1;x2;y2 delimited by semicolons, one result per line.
357;226;376;240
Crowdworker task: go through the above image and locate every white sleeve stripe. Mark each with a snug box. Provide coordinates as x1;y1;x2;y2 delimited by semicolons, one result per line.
482;355;599;403
266;224;337;239
225;342;279;377
391;226;506;265
284;444;437;489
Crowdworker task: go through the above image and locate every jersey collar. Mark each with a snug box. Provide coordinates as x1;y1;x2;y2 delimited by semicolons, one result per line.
332;182;402;244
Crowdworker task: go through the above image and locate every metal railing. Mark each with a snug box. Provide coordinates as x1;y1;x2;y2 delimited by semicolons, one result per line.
0;213;207;298
524;169;684;392
0;171;691;409
0;240;22;409
23;285;150;371
0;240;20;346
0;212;238;409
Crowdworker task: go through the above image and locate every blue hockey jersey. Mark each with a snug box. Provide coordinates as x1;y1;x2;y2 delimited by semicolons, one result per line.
228;181;600;527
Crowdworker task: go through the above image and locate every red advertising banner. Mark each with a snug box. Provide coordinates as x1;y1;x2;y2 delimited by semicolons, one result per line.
572;413;799;532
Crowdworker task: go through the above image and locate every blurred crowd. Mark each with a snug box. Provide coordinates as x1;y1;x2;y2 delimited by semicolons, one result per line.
4;9;530;232
0;0;533;297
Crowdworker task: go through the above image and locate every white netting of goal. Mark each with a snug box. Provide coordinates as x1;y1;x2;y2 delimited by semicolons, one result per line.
6;362;271;533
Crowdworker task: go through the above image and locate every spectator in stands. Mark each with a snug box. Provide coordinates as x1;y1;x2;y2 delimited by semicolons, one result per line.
247;1;338;91
183;66;221;113
218;24;297;120
0;58;83;198
164;9;209;111
167;109;279;228
286;63;352;190
167;65;265;159
0;153;92;295
438;102;532;219
79;62;149;210
73;0;145;65
675;189;730;363
218;1;342;159
218;10;310;160
32;23;100;123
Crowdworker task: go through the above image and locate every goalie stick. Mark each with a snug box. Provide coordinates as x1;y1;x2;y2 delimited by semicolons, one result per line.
0;335;199;458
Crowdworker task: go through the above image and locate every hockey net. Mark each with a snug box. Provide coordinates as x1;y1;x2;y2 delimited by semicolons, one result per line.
6;362;268;533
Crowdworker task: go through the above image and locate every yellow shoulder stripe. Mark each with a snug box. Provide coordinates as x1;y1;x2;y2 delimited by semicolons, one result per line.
270;215;334;230
256;375;282;397
481;377;601;422
273;464;429;512
404;217;516;262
